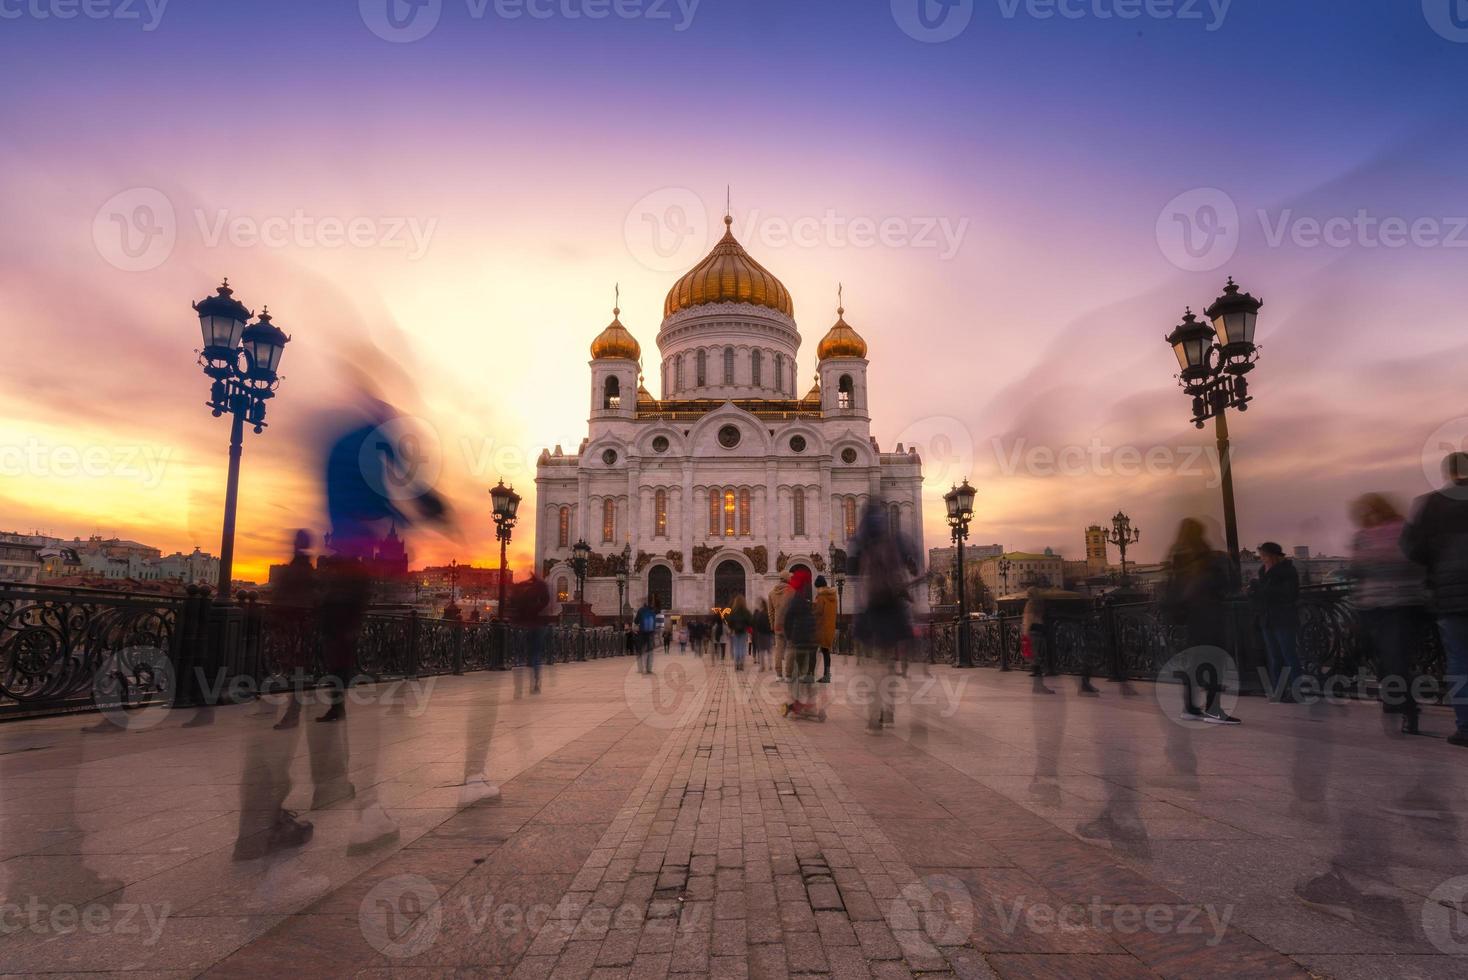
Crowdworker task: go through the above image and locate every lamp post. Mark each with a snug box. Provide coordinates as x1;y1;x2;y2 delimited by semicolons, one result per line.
943;479;977;668
1164;277;1264;580
571;539;590;629
1106;511;1141;585
192;280;290;601
998;556;1012;596
615;543;630;628
445;558;461;620
489;480;521;617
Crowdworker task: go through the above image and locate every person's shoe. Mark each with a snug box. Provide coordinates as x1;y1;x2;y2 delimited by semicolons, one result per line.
316;703;345;723
1204;710;1241;725
865;725;884;736
1447;730;1468;747
1032;682;1055;694
1294;869;1411;937
273;703;301;730
233;809;314;861
458;774;502;807
819;675;831;684
1179;707;1206;722
1079;681;1100;695
1400;712;1421;736
347;804;400;855
182;705;215;728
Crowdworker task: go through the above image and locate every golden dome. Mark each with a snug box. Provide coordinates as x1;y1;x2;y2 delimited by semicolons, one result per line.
816;305;868;360
590;308;641;360
664;216;794;319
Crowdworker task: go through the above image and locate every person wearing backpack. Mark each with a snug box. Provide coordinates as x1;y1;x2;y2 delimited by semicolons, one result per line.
727;596;753;670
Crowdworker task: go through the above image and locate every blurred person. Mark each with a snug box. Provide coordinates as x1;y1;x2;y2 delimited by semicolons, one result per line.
1022;587;1053;695
753;598;773;670
635;598;657;674
677;620;689;653
1350;494;1427;733
1160;518;1241;725
713;613;726;661
509;573;551;695
782;567;818;708
849;501;920;732
727;595;753;671
814;575;837;683
768;572;793;681
1401;451;1468;747
1250;541;1302;702
662;620;673;655
268;529;319;730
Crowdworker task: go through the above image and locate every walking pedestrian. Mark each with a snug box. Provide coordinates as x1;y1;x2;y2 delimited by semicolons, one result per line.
814;575;837;683
635;599;657;674
1250;542;1302;703
1160;518;1241;725
849;501;920;732
753;599;773;671
1022;587;1053;695
768;572;792;681
783;567;818;710
1401;451;1468;747
727;596;753;670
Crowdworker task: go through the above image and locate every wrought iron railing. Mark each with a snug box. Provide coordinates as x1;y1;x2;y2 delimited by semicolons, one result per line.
1;583;627;718
925;587;1447;699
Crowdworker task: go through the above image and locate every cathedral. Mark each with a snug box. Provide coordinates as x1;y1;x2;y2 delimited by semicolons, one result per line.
534;213;925;619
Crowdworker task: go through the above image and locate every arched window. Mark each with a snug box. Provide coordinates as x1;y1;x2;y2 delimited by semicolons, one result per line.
604;376;621;410
838;374;854;409
555;576;570;602
709;490;720;538
774;352;784;393
843;497;858;540
723;347;735;384
602;498;615;543
751;349;762;388
792;488;806;537
655;489;668;537
738;488;751;536
696;349;707;386
723;489;737;536
889;502;901;535
675;353;684;391
558;505;569;548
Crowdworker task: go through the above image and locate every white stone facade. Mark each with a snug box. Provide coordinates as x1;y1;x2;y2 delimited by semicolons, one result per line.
534;259;925;619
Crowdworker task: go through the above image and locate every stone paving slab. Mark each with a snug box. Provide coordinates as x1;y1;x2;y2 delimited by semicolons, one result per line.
2;655;1466;977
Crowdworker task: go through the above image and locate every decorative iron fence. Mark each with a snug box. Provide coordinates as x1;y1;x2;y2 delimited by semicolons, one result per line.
926;588;1447;699
1;584;627;719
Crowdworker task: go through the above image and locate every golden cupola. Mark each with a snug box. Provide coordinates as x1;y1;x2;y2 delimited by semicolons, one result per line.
816;301;868;360
590;304;641;361
663;215;794;319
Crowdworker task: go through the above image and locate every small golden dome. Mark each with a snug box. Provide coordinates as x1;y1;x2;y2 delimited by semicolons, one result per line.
590;308;641;360
664;216;794;319
816;305;868;360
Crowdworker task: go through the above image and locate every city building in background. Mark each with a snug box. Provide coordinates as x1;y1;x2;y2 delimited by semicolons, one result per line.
535;214;925;619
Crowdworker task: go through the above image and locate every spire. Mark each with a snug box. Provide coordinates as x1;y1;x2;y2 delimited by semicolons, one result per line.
837;282;844;317
614;282;620;318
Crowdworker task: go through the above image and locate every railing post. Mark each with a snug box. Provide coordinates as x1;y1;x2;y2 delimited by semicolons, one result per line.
406;610;420;678
1104;601;1124;682
998;616;1010;671
452;620;465;675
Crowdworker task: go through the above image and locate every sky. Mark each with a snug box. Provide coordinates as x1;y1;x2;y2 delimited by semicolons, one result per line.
2;0;1467;580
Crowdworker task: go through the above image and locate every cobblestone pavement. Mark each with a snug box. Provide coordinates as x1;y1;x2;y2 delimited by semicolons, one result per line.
2;655;1466;978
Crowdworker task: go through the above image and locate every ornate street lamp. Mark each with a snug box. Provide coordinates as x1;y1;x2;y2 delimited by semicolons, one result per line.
943;479;977;668
192;280;290;600
827;539;847;653
444;558;462;620
489;479;521;617
1164;277;1264;578
998;556;1012;596
615;543;630;628
1106;511;1141;585
570;539;591;629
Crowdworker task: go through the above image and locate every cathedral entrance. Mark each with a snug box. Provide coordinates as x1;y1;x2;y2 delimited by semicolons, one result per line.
647;565;672;611
713;560;746;611
788;562;812;584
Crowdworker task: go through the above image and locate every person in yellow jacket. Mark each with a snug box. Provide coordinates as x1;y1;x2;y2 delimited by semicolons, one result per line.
813;575;838;683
